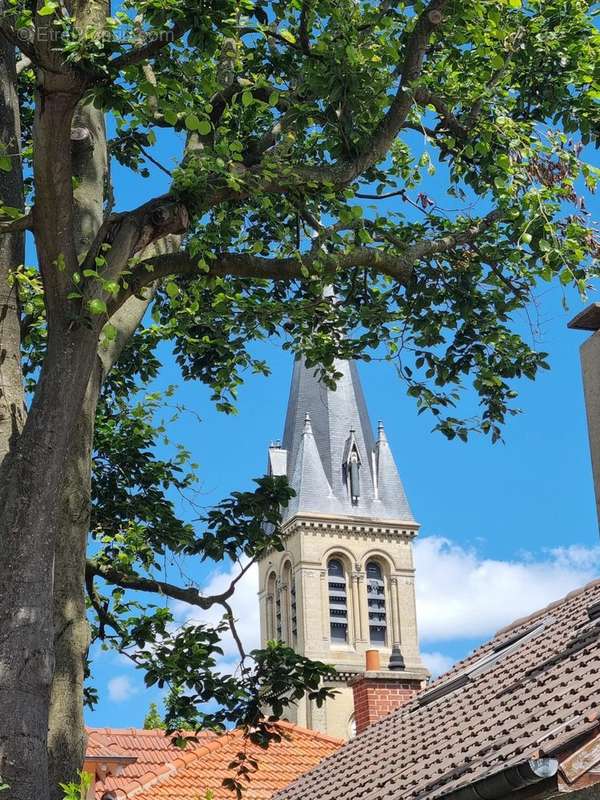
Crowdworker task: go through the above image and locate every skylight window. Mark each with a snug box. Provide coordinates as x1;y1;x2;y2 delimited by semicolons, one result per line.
417;617;552;707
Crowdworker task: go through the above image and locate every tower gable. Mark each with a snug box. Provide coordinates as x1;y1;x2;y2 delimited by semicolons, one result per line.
276;358;414;522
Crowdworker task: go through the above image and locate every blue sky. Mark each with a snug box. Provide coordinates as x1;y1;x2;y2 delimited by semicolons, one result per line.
85;122;600;727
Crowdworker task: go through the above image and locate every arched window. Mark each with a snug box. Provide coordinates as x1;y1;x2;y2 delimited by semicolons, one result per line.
328;558;349;644
266;572;277;640
366;561;387;645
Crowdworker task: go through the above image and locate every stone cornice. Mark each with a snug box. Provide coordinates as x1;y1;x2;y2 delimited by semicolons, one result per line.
282;512;420;540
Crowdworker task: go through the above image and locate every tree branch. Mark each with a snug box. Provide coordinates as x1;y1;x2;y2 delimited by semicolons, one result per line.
0;210;32;234
87;558;255;611
287;0;448;186
299;0;314;54
407;209;504;260
220;599;247;662
111;246;414;312
0;21;38;64
85;570;123;639
412;88;468;140
109;20;189;71
112;209;504;311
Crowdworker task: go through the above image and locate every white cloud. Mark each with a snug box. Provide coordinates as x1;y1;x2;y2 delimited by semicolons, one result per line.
170;538;600;682
414;537;600;643
173;560;260;674
108;674;140;703
421;651;455;678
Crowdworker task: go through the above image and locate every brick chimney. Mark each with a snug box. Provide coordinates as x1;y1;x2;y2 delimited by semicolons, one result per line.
569;304;600;530
350;650;423;735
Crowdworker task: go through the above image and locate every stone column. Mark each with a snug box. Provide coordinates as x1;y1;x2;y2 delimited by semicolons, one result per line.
390;576;402;647
319;569;329;642
351;572;362;642
357;570;370;649
294;568;305;652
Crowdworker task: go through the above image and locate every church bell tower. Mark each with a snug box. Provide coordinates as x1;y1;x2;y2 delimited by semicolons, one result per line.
258;358;428;739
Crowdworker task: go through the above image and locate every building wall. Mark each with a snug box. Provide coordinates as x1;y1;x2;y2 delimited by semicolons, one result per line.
580;331;600;529
258;512;429;738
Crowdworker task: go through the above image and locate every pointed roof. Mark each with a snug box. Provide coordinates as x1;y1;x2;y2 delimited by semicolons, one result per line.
271;358;414;522
286;413;336;518
374;421;413;518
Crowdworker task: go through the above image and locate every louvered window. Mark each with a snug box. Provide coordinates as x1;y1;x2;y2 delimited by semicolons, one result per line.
367;561;387;645
290;576;298;644
328;558;348;644
266;573;277;641
276;578;283;641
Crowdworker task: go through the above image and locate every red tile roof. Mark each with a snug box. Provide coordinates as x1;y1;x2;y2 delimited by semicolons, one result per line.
87;723;342;800
276;577;600;800
87;727;215;798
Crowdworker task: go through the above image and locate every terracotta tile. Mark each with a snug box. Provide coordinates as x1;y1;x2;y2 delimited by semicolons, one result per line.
87;722;341;799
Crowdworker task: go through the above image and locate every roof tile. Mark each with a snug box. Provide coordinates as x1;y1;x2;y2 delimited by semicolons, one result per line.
87;722;341;800
276;578;600;800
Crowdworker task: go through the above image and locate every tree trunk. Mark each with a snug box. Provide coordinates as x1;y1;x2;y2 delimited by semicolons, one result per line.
0;26;25;463
47;373;99;798
0;325;99;800
47;98;107;798
46;300;150;800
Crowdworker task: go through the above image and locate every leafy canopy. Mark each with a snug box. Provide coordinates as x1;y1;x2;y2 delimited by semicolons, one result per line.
7;0;599;441
3;0;599;787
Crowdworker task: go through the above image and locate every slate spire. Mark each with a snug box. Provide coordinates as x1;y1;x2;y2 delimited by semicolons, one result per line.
268;358;414;522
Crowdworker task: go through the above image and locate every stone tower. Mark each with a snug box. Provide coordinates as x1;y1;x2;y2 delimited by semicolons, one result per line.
258;358;428;739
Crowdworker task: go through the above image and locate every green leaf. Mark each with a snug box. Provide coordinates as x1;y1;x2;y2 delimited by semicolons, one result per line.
104;323;118;340
37;2;57;14
559;269;572;285
241;91;253;107
197;120;212;136
279;29;296;44
88;298;107;315
166;282;179;299
184;113;201;131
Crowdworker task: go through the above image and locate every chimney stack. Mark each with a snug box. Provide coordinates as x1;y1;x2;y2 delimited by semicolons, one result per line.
350;650;423;735
568;304;600;530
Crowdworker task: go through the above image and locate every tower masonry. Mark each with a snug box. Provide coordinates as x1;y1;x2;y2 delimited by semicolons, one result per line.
258;358;429;739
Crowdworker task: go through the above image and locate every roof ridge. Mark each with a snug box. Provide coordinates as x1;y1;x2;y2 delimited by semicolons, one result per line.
273;720;345;745
495;574;600;637
87;725;214;738
87;727;167;736
127;762;178;798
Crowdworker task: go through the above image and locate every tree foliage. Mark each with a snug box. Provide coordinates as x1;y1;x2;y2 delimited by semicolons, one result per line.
0;1;598;799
